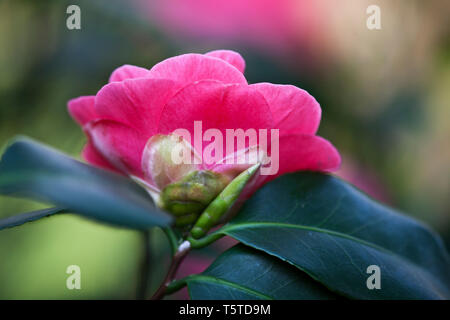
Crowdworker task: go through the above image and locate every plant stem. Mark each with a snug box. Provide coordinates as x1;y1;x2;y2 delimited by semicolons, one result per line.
165;275;193;295
149;227;225;299
136;230;151;300
163;227;179;255
187;230;225;249
150;240;191;300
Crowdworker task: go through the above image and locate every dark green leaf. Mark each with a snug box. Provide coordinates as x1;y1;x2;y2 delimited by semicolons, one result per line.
0;137;172;229
0;207;67;230
187;244;341;300
220;172;450;299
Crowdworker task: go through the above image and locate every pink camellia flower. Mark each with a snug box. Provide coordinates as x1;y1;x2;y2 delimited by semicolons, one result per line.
68;50;340;218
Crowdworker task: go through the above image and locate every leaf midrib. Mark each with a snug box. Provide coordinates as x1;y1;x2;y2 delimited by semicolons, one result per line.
223;222;389;253
221;221;445;285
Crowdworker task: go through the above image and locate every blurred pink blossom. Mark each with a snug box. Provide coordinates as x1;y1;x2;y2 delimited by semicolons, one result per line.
139;0;328;59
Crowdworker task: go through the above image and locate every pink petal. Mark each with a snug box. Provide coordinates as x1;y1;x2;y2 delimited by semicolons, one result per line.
158;80;273;159
148;53;247;86
95;78;178;136
210;144;267;180
233;134;341;199
109;64;149;82
268;134;341;180
86;120;148;177
67;96;97;126
251;83;321;135
205;50;246;73
81;143;122;174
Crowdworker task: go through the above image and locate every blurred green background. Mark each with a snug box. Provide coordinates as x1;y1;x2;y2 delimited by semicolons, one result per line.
0;0;448;299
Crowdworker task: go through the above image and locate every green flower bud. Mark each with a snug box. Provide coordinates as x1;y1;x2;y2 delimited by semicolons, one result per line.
159;170;230;225
190;163;260;239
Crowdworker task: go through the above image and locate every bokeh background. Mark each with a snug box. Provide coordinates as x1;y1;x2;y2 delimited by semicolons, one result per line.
0;0;449;299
